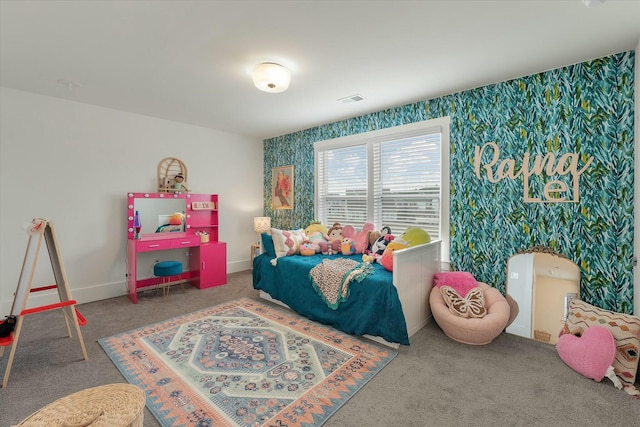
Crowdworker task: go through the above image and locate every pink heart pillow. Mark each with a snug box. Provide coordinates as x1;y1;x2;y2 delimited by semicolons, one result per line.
556;326;616;382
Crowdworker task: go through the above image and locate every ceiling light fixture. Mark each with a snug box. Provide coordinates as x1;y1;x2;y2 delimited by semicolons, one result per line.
252;63;291;93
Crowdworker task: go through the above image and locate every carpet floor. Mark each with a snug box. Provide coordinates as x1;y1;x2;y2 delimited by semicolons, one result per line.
1;270;639;426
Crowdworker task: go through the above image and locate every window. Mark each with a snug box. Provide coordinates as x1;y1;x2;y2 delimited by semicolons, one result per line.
315;117;450;259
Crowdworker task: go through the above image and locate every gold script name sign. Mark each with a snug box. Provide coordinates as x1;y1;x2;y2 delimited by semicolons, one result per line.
474;142;594;203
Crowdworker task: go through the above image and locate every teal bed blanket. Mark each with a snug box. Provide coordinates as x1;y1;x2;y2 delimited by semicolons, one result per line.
252;253;410;345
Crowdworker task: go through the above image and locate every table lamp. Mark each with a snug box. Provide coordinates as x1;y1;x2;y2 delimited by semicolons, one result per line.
253;217;271;254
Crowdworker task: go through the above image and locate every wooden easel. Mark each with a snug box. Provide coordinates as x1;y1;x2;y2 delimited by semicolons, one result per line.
0;218;88;387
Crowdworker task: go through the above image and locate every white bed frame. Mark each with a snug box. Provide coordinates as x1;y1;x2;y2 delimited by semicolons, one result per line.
260;240;442;348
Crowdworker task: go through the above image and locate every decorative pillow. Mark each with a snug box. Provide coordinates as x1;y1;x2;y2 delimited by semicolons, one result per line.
440;286;487;318
434;271;478;297
556;326;617;383
261;232;276;258
562;299;640;395
271;228;306;257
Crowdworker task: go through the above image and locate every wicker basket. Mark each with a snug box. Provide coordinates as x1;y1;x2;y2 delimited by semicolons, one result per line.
157;157;188;193
17;383;145;427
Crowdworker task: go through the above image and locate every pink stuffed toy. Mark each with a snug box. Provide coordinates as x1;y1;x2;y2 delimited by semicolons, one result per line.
342;222;375;254
299;241;316;256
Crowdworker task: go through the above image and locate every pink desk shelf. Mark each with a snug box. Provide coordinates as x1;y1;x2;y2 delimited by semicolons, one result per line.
126;192;226;303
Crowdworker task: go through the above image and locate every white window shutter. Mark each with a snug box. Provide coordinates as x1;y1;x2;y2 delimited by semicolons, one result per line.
315;118;448;245
317;144;368;228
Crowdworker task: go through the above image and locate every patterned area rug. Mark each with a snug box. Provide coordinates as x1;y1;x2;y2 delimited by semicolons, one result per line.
99;298;397;427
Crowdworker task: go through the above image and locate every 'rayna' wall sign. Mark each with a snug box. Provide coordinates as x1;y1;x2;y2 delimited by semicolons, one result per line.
474;142;594;203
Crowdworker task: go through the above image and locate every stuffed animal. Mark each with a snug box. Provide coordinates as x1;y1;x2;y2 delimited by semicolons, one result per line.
299;241;316;256
341;237;355;256
396;227;431;247
325;222;344;254
305;221;328;236
169;212;184;226
378;228;428;270
304;221;329;254
342;222;375;254
362;253;374;264
380;241;410;271
156;212;185;233
173;173;190;193
371;233;395;262
366;226;391;253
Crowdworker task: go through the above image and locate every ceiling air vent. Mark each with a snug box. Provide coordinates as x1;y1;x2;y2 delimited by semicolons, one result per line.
338;94;365;104
582;0;606;6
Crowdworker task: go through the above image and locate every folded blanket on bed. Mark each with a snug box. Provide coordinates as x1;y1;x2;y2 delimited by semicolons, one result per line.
309;258;373;309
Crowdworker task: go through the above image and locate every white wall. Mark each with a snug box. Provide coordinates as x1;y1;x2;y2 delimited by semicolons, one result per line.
0;87;264;313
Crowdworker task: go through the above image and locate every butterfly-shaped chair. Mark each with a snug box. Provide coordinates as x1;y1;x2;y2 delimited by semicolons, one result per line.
429;282;513;345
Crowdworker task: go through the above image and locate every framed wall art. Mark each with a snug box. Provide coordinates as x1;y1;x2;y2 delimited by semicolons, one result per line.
272;165;294;210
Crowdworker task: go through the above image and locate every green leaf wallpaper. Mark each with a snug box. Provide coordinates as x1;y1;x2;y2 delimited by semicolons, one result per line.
263;51;635;313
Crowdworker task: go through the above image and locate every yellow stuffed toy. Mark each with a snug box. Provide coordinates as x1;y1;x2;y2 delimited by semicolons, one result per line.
380;227;430;271
397;227;431;246
304;221;329;254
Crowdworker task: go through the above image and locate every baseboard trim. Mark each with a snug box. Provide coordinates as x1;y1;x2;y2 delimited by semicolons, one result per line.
0;280;127;315
1;262;246;314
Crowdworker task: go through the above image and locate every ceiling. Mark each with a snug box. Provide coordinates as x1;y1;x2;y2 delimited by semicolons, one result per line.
1;1;639;140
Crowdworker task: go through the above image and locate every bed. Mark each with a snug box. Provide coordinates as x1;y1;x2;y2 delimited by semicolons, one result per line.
252;240;441;348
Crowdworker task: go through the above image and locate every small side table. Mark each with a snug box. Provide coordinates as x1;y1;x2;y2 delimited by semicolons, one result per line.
250;243;260;270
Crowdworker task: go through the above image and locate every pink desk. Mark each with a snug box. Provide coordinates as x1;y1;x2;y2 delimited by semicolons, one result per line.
126;233;226;303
